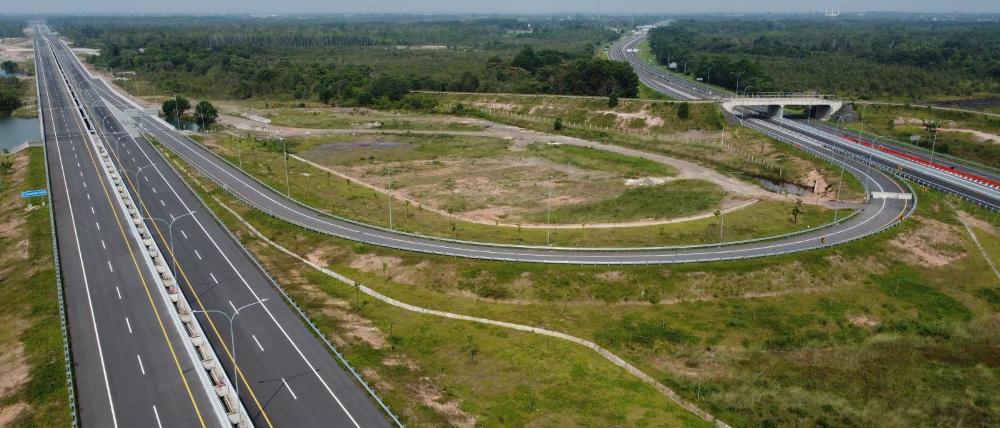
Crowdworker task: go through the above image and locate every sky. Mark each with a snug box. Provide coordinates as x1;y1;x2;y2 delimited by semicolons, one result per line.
5;0;1000;15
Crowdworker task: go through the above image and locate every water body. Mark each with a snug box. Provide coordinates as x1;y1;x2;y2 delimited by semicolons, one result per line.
0;116;40;152
166;117;202;132
757;178;813;196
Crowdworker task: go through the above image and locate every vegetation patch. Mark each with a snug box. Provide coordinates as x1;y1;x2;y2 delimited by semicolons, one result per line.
0;148;72;426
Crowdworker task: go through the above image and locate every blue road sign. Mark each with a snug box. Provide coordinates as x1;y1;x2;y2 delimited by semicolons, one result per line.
21;189;48;198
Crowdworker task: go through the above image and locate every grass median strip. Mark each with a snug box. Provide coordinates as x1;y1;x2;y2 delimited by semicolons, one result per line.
0;148;72;427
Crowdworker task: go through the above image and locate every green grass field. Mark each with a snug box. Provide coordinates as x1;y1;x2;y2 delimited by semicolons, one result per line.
262;107;488;132
196;132;839;247
159;141;713;427
161;134;1000;427
0;148;72;426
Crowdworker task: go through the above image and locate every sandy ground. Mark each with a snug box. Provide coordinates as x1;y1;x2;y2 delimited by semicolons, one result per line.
894;116;1000;144
292;150;762;228
0;37;32;62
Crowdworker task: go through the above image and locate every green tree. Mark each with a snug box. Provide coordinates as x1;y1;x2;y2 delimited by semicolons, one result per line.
193;100;218;128
0;60;17;74
791;198;803;223
161;96;191;118
0;160;12;175
677;102;690;119
553;117;563;131
608;92;618;108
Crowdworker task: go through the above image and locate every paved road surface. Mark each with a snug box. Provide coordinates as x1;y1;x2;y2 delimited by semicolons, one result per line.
609;29;1000;212
41;25;394;428
35;28;222;428
72;39;911;265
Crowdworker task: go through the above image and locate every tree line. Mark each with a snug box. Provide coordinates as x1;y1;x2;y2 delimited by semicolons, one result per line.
648;17;1000;99
53;16;636;106
0;77;24;116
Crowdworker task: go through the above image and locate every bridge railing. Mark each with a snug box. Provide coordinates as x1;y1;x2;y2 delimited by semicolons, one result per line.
725;92;829;100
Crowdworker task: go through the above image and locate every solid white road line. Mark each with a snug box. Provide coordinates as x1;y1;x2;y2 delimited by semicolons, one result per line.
152;405;163;428
137;354;146;375
252;334;264;352
44;44;119;427
282;378;298;400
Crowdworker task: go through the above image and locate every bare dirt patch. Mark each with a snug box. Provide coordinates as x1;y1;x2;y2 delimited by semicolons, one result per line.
0;37;32;62
595;108;665;129
312;139;412;152
416;377;477;428
0;402;29;427
0;338;28;398
890;217;967;267
330;153;622;224
846;314;880;328
958;211;999;236
892;116;1000;144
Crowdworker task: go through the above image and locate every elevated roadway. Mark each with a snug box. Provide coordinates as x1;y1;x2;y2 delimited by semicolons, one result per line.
609;29;1000;212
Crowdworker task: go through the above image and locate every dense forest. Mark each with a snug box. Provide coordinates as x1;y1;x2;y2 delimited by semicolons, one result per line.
0;18;26;38
0;77;25;116
52;16;640;105
648;17;1000;100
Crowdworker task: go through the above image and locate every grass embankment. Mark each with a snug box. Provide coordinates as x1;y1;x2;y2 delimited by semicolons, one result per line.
424;92;866;200
263;107;487;132
155;139;712;427
199;131;837;247
162;131;1000;427
0;148;72;426
850;103;1000;168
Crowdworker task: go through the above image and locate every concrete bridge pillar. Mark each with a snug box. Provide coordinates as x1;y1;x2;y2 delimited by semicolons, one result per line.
810;105;835;121
766;105;783;118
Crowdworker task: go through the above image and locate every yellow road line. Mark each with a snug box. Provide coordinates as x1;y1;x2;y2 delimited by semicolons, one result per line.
56;53;209;426
110;136;276;428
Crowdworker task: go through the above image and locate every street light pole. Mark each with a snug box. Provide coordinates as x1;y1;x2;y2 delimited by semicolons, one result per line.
121;163;154;202
546;175;553;247
281;138;290;197
192;298;268;424
144;210;197;276
387;168;393;230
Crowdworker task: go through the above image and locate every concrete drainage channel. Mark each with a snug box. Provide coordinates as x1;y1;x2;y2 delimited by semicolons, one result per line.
47;39;249;428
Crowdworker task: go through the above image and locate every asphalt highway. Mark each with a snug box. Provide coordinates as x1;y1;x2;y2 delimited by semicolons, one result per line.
609;29;1000;212
35;28;221;428
40;25;394;428
61;35;910;265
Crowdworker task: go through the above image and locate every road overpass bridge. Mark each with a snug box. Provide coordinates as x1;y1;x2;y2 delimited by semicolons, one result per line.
722;93;844;120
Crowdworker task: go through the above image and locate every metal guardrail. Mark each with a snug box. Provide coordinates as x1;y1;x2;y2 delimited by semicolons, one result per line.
35;34;80;427
141;134;407;428
170;122;869;254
